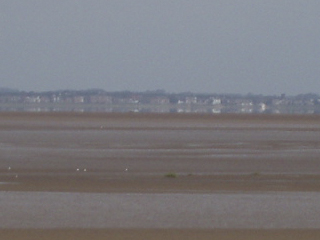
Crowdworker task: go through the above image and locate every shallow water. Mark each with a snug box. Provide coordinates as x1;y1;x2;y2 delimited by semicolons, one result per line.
1;191;320;229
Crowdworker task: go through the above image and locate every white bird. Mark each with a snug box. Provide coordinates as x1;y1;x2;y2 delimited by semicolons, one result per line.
125;168;128;172
84;168;87;172
76;168;80;171
8;167;11;171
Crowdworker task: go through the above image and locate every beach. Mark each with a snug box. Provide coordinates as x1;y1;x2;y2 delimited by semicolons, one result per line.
1;112;320;239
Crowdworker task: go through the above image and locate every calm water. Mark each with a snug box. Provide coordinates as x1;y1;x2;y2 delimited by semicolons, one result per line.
1;191;320;229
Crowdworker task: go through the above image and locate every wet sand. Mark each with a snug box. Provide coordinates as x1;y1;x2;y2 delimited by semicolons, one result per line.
2;229;320;240
1;112;320;239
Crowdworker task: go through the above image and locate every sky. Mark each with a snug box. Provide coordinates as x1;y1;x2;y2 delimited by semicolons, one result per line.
1;0;319;95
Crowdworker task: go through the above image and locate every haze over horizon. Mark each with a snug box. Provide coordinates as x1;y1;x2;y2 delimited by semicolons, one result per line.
1;1;319;95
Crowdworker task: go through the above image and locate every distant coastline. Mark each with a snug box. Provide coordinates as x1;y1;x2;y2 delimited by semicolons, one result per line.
0;89;319;114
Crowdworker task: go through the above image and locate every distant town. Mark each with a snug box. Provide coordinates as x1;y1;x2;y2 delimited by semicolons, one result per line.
1;88;320;114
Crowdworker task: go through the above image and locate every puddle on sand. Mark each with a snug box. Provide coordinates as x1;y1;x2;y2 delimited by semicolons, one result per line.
0;182;18;185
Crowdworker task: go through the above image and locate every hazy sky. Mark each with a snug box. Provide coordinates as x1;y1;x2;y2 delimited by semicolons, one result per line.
1;1;319;94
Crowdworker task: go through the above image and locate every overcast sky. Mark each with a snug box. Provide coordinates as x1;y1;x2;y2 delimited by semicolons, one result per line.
1;1;319;94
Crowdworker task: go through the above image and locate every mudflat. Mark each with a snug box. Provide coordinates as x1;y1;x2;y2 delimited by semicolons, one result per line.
1;112;320;239
2;229;320;240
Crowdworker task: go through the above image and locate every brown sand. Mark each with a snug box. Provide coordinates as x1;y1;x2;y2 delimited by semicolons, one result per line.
1;229;320;240
1;112;320;193
1;112;320;239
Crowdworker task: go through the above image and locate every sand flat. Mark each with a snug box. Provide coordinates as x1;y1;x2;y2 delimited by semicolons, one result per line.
1;112;320;239
1;229;320;240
